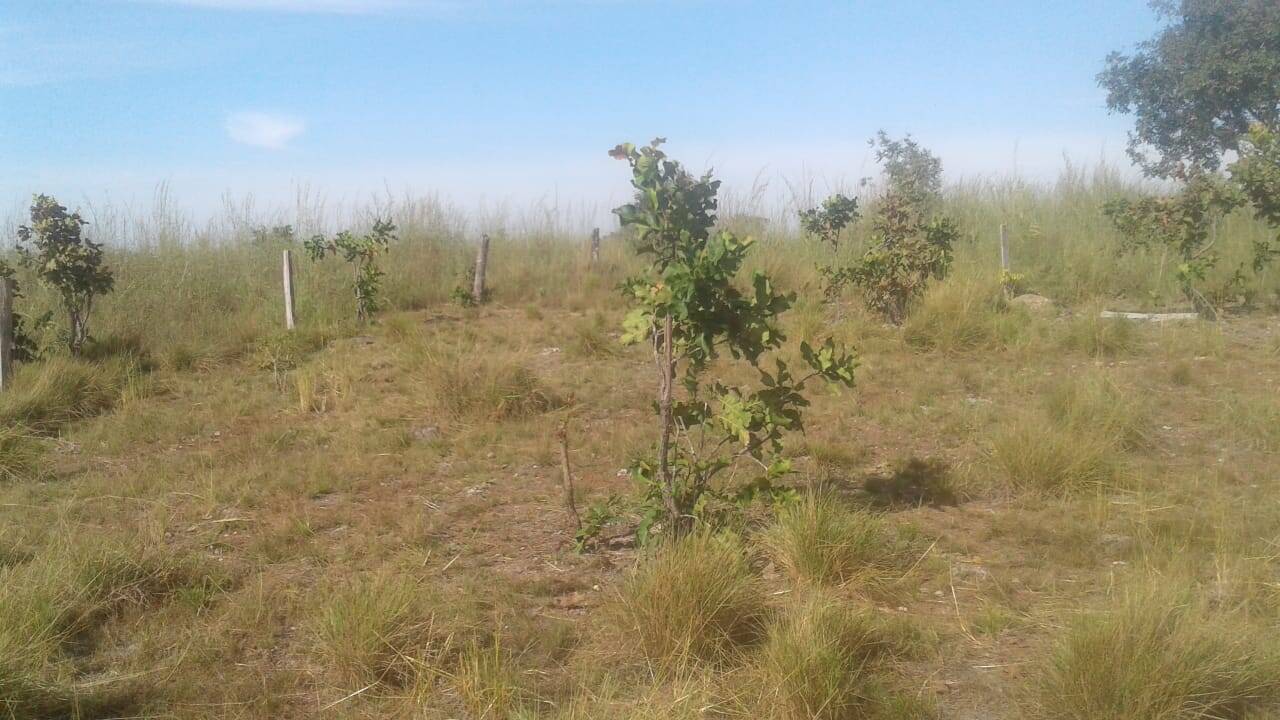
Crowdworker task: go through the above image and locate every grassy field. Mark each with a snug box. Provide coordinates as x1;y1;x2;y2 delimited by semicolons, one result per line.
2;174;1280;719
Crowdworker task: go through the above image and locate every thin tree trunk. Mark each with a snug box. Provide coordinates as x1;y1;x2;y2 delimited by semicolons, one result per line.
557;421;581;532
656;314;681;536
0;278;13;391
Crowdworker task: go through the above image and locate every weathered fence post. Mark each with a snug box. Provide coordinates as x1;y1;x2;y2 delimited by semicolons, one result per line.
999;223;1010;272
0;278;14;391
590;227;601;266
282;249;296;331
473;233;490;303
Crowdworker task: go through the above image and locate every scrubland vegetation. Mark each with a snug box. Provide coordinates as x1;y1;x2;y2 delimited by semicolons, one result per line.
0;159;1278;719
3;2;1280;717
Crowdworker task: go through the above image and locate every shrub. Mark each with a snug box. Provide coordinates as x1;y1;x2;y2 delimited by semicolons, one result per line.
1104;174;1245;319
757;594;891;720
611;138;855;540
304;219;396;322
1035;585;1280;720
762;494;911;586
822;134;959;324
0;262;43;364
15;195;115;355
610;533;766;669
799;193;859;247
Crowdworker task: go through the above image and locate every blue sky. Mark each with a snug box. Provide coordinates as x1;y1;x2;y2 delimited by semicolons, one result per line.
0;0;1162;224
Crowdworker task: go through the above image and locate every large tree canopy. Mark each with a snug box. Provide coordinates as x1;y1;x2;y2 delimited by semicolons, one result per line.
1099;0;1280;179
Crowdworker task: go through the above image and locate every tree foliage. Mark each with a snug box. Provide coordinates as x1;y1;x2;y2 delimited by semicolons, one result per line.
1099;0;1280;179
304;219;395;322
0;262;43;363
868;130;943;207
1103;174;1244;317
1101;2;1280;314
1233;124;1280;257
605;139;857;542
799;194;859;247
820;133;959;324
16;195;114;355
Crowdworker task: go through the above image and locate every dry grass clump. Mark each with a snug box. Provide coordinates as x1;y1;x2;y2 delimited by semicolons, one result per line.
565;313;620;359
422;345;559;422
1059;307;1139;357
1218;393;1280;452
903;277;1032;353
294;361;351;413
763;493;914;587
1034;584;1280;720
0;538;213;718
312;572;476;690
452;637;532;719
988;371;1148;495
755;593;893;720
0;356;143;433
1043;370;1150;449
0;427;44;483
988;418;1121;495
608;533;766;670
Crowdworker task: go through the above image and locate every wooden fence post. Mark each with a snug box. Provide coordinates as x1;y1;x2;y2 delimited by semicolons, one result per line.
282;249;296;331
590;227;601;266
473;234;490;303
0;278;13;392
999;223;1010;273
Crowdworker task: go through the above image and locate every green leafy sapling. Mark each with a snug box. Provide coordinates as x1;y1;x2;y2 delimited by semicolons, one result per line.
1103;173;1244;318
1231;124;1280;273
304;219;396;322
15;195;114;356
608;139;857;543
869;130;943;208
799;194;859;247
820;133;959;323
0;261;44;363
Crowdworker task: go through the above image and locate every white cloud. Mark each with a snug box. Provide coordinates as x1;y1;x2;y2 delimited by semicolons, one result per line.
226;112;306;150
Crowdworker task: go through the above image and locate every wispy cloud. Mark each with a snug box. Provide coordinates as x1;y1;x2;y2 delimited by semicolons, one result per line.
226;112;306;150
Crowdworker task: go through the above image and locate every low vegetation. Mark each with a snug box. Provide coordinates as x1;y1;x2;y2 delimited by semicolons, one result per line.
1035;584;1280;720
608;533;766;669
0;5;1277;713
